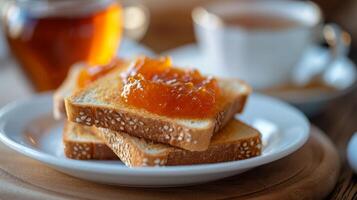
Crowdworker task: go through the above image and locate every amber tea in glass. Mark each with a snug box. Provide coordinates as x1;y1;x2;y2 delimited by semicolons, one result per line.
2;0;122;91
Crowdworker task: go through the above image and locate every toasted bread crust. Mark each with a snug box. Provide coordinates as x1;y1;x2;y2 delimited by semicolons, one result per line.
63;121;118;160
166;137;261;166
213;93;249;133
63;140;118;160
65;91;249;152
97;120;262;167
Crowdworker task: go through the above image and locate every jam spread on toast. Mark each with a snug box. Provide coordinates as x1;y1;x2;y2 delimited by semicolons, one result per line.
120;56;220;118
77;58;124;88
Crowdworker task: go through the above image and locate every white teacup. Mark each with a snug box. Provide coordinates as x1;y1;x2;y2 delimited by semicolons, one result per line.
192;0;348;89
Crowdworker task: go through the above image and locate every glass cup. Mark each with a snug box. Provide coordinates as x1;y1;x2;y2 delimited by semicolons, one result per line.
1;0;148;91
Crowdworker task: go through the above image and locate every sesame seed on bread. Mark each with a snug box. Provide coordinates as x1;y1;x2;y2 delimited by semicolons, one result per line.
97;119;262;167
63;121;118;160
65;65;251;151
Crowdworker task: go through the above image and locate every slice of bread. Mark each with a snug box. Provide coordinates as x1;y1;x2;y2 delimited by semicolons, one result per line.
63;121;118;160
97;119;262;167
65;64;251;151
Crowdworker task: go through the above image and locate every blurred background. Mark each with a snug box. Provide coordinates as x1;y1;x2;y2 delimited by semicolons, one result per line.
1;0;357;56
141;0;357;53
1;0;357;114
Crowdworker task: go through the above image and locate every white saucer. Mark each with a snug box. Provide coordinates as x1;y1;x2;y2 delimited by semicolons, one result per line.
0;93;309;187
163;44;357;116
118;38;155;58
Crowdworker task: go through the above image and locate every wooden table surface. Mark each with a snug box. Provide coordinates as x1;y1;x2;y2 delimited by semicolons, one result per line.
310;82;357;200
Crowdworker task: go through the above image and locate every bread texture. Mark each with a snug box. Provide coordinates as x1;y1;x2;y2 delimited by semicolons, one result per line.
65;65;251;151
63;121;118;160
97;119;262;167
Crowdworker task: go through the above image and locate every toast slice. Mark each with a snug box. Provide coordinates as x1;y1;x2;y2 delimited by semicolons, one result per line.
97;119;262;167
65;62;251;151
63;121;118;160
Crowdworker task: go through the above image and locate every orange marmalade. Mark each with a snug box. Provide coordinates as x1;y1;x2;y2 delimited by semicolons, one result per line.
77;58;124;88
120;57;220;118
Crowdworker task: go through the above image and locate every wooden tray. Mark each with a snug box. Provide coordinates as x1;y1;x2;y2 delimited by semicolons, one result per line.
0;125;339;200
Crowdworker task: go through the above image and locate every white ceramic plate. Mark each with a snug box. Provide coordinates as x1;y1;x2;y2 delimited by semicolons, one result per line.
0;93;309;187
163;44;357;116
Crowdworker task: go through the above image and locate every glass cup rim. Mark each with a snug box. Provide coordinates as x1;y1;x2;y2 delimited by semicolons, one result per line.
9;0;117;17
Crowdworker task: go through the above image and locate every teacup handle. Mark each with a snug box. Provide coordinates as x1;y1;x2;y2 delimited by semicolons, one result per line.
294;23;351;86
322;23;351;69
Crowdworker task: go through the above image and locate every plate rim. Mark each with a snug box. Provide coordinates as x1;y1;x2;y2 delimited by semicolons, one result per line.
0;93;310;176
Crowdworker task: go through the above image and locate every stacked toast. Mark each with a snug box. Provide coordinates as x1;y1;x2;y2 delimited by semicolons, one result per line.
55;56;262;167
